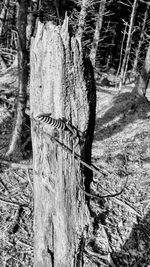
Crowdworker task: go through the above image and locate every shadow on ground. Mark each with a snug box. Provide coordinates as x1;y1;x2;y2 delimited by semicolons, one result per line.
94;92;150;141
111;209;150;266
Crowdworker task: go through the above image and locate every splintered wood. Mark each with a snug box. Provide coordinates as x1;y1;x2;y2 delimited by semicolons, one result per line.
30;18;93;267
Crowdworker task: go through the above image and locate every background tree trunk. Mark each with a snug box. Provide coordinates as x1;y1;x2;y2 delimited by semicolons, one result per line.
30;17;96;267
26;0;38;49
133;6;148;73
90;0;106;68
6;0;28;157
133;43;150;97
119;0;138;87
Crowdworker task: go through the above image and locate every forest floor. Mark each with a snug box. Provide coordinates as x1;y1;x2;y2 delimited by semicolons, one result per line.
1;66;150;266
0;64;33;267
87;74;150;266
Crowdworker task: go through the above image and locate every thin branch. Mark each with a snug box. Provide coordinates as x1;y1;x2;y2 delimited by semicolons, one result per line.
26;169;33;191
34;122;128;200
31;118;142;216
114;197;142;217
15;239;33;249
0;158;32;169
0;196;28;207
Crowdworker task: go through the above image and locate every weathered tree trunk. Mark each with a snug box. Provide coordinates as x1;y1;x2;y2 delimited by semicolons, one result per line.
133;6;148;73
90;0;106;68
117;22;127;77
6;0;28;157
133;43;150;97
30;17;96;267
119;0;138;87
78;0;89;38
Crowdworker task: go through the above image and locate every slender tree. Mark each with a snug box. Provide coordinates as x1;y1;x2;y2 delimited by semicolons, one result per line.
117;20;128;77
133;43;150;97
6;0;28;157
133;6;149;72
119;0;138;88
90;0;106;68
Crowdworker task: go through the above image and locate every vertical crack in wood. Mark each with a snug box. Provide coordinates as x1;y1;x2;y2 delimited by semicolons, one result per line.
81;56;96;205
44;214;54;267
76;234;86;267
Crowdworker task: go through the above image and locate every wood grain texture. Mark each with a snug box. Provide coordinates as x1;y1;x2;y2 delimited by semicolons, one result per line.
30;18;95;266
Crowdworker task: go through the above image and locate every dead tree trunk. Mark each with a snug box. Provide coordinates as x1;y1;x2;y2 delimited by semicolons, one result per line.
6;0;28;157
90;0;106;68
117;22;127;77
78;0;89;38
133;43;150;97
133;6;148;72
119;0;138;87
30;17;96;267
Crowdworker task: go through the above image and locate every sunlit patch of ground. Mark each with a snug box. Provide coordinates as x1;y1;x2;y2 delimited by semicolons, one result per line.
88;79;150;266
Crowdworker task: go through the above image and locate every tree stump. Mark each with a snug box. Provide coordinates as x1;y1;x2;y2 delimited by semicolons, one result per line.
30;17;96;267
